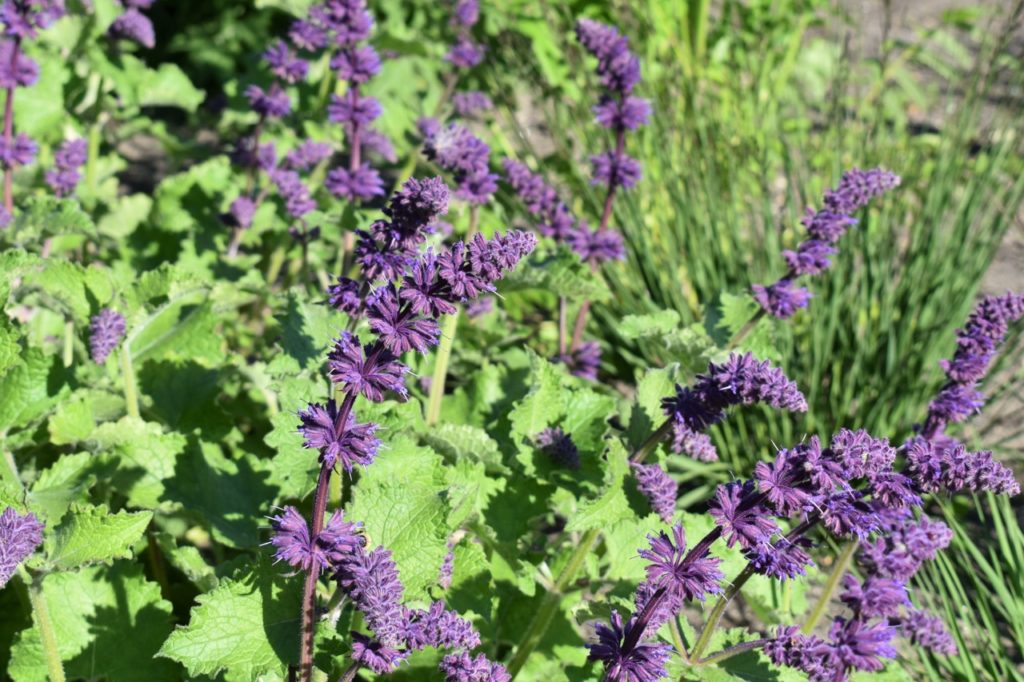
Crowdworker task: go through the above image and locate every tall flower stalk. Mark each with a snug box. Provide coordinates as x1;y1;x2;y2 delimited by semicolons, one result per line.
273;176;534;681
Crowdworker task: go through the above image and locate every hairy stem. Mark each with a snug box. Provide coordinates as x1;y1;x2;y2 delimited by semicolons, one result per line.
338;661;361;682
631;420;673;465
2;37;19;215
62;319;74;368
120;344;140;419
727;309;765;351
569;299;591;353
506;527;602;679
689;564;756;661
802;540;858;634
694;638;770;667
669;617;689;663
299;465;334;682
426;312;458;426
21;569;65;682
558;297;567;356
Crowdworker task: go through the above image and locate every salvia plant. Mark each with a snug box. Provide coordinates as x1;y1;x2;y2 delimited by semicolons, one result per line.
0;4;1021;682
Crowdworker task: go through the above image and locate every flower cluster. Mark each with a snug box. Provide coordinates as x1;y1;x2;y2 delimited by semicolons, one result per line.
89;308;126;364
660;352;808;462
533;427;580;470
445;0;483;70
108;0;156;49
575;18;650;193
45;138;87;197
423;123;498;204
503;158;625;267
0;506;43;588
274;177;532;678
0;0;65;220
753;168;900;318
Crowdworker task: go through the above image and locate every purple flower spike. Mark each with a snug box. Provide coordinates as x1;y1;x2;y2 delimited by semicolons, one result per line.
638;524;724;603
763;626;831;681
568;224;626;265
246;83;291;119
325;163;384;201
328;90;382;130
0;39;37;88
297;400;381;472
439;652;510;682
555;341;602;382
452;91;493;117
350;632;408;673
335;545;406;647
589;151;641;189
331;44;381;83
839;574;908;619
631;462;677;523
227;196;257;230
593;95;651;130
588;610;671;681
752;279;812;319
284;140;331;171
904;437;1019;496
709;480;779;549
264;40;308;83
89;308;126;364
446;38;484;69
367;286;441;354
744;536;814;580
327;333;407;401
534;427;580;470
0;507;44;588
899;610;957;656
827;616;897;675
108;8;155;48
0;132;35;169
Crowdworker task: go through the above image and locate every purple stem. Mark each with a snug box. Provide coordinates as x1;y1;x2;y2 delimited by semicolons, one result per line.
3;37;21;215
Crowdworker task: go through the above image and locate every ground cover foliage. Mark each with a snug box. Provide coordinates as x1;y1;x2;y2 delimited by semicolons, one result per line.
1;1;1023;681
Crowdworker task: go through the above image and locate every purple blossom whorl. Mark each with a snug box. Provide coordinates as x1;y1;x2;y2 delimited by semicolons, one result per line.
631;462;676;523
0;507;43;588
89;308;126;364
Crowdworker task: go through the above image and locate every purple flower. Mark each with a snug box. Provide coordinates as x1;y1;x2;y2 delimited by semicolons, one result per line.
823;168;901;214
709;480;779;549
820;491;878;539
328;335;410;403
827;616;897;674
0;39;37;87
904;437;1019;496
402;601;480;651
451;0;479;28
744;536;814;580
0;132;35;169
752;279;812;319
89;308;126;364
593;95;651;130
437;546;455;589
289;19;327;50
384;176;450;244
367;286;441;354
754;449;812;516
284;140;331;171
45;138;87;196
446;38;484;69
264;40;308;83
0;507;43;588
839;575;907;619
452;90;493;117
268;506;362;573
355;227;413;282
568;224;626;264
269;168;316;218
108;8;154;48
763;626;831;681
436;231;536;301
534;427;580;470
401;251;458;317
335;545;406;647
327;276;363;316
465;295;493;318
297;400;381;471
631;462;676;523
590;151;641;189
829;428;896;479
587;610;671;681
226;196;257;229
1;0;65;39
328;90;382;130
350;632;408;673
899;609;957;656
246;83;291;119
638;524;723;603
502;159;558;215
859;509;952;582
555;341;601;382
325;163;384;201
782;239;836;276
439;652;510;682
424;124;496;204
360;128;395;162
661;353;807;460
331;45;380;83
575;19;641;94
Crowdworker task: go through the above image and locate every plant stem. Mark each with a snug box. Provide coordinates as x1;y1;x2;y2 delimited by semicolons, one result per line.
266;245;287;287
338;661;360;682
669;617;689;663
727;309;765;350
689;564;755;661
426;312;458;426
506;527;602;679
694;638;769;667
62;319;74;368
84;118;102;205
2;447;22;488
21;569;65;682
558;297;567;356
802;540;858;634
569;299;591;353
631;420;672;464
2;37;19;215
299;464;334;682
120;344;140;419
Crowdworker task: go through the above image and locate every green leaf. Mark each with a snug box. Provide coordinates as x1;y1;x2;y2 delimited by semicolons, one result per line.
8;563;178;682
7;197;95;244
97;194;153;239
158;558;301;681
13;52;67;141
90;417;186;510
349;436;452;601
422;422;508;473
566;440;634;532
710;292;781;362
274;289;345;373
45;504;152;570
26;453;96;525
619;310;682;339
508;350;566;443
0;349;63;433
154;532;218;592
47;395;96;445
135;63;206;111
18;258;113;323
501;247;611;302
